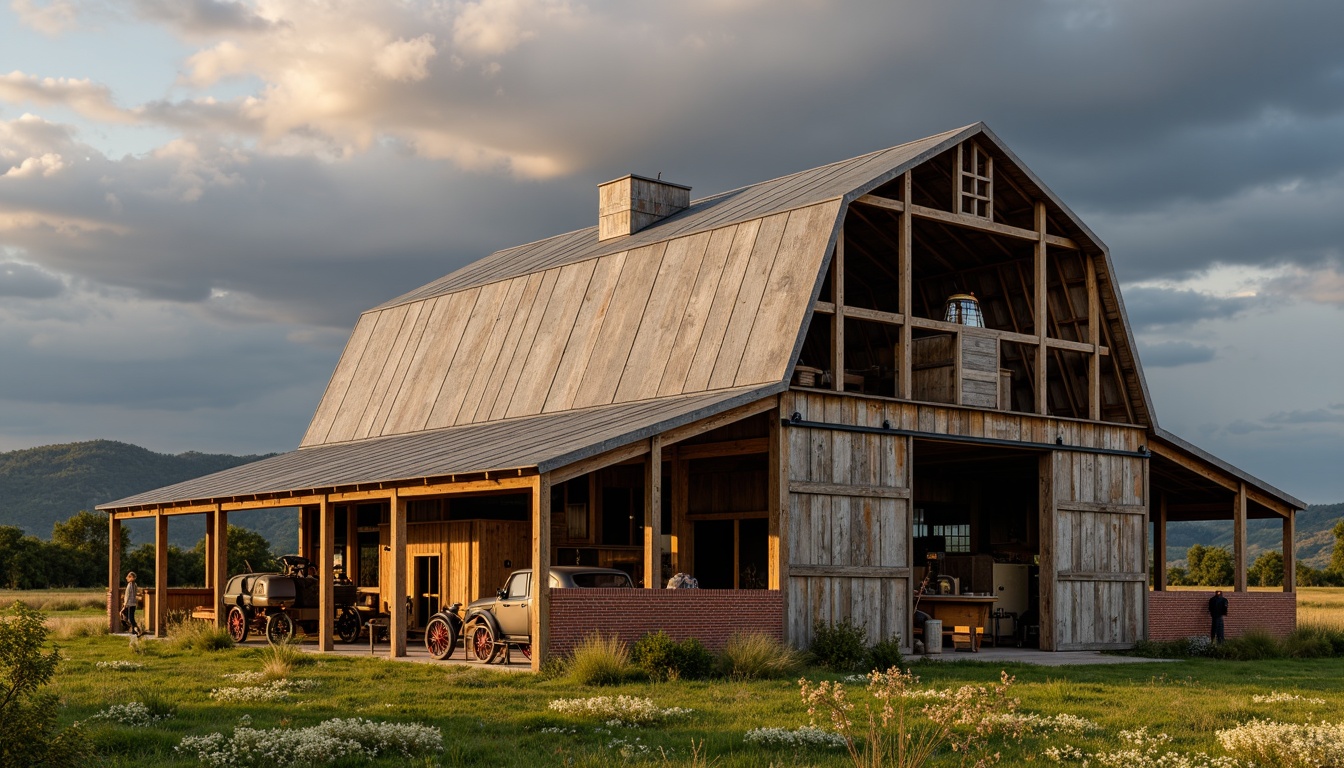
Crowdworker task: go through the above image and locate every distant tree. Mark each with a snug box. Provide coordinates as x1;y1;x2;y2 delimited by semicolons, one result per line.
219;525;278;577
52;510;130;587
1186;544;1235;587
1248;551;1283;587
1330;520;1344;575
1165;565;1189;586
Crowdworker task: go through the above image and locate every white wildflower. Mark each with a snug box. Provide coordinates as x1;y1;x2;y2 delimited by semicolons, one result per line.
988;711;1100;734
88;701;171;727
1218;718;1344;767
744;725;847;749
1251;691;1327;705
176;717;441;767
208;678;318;702
95;660;145;671
547;696;692;727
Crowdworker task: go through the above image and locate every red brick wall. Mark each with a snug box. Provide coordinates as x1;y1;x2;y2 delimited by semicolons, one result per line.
1147;590;1296;641
548;589;784;657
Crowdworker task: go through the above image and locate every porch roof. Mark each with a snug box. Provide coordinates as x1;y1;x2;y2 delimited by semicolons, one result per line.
97;384;777;512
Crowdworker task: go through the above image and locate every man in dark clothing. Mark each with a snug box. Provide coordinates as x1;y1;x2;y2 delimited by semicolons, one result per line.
1208;590;1229;643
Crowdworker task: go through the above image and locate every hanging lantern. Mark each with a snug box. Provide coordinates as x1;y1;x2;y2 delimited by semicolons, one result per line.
943;292;985;328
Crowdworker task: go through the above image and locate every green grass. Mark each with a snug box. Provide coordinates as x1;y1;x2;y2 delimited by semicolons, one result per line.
44;632;1344;766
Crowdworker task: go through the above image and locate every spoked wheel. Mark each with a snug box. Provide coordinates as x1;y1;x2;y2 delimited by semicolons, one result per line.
468;621;500;663
226;606;249;643
425;616;459;660
265;612;296;645
335;607;361;644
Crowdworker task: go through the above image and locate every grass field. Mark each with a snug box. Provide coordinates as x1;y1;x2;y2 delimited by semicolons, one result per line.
11;587;1337;767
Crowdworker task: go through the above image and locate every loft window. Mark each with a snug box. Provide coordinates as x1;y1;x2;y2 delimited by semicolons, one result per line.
914;507;971;553
958;142;992;219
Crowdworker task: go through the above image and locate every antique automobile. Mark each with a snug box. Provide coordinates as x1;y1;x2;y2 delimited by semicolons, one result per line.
222;555;361;645
462;566;633;663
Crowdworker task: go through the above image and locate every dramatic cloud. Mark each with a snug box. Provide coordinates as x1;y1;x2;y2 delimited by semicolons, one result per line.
2;0;1342;498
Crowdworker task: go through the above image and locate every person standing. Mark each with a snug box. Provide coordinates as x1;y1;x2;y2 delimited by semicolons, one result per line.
123;571;143;638
1208;589;1229;643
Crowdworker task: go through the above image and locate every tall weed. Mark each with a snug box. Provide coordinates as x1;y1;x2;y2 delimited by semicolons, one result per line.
166;618;233;653
566;632;634;686
719;632;802;681
259;640;310;679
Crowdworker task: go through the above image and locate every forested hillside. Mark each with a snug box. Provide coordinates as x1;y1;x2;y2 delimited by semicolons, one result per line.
0;440;297;552
1164;502;1344;569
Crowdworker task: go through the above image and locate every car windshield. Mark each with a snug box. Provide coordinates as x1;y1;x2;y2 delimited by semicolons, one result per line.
570;572;632;588
506;573;530;599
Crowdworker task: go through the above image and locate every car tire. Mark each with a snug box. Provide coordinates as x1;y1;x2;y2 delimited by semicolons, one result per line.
266;612;296;645
425;616;458;660
468;621;500;663
335;607;360;644
226;606;249;643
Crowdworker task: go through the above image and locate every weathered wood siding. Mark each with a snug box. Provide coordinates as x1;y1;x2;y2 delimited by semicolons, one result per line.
302;201;841;447
378;520;528;617
784;391;912;648
1039;435;1147;651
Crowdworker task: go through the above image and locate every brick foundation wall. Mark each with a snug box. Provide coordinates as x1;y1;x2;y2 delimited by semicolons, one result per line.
1147;590;1296;641
548;589;784;658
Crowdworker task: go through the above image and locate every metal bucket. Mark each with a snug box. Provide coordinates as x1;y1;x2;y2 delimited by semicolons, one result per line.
923;619;942;655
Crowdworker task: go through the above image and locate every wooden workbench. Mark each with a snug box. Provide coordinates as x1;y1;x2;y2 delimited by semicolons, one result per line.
916;595;997;638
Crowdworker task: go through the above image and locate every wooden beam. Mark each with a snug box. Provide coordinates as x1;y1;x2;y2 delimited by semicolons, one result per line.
843;305;906;326
212;506;228;630
768;405;787;599
1055;501;1147;515
531;473;552;672
1148;442;1239;491
203;510;215;590
670;437;768;461
1283;512;1296;593
154;512;168;637
854;194;1079;248
318;495;335;652
899;174;913;400
833;231;845;391
1086;255;1101;420
1038;453;1057;651
389;489;407;658
297;506;310;559
108;515;121;634
660;397;777;446
1154;493;1167;591
1234;482;1248;592
644;435;662;589
1245;486;1293;518
1057;571;1147;583
788;481;912;499
549;441;650;485
905;315;1105;354
813;301;836;315
789;565;913;579
1034;201;1048;415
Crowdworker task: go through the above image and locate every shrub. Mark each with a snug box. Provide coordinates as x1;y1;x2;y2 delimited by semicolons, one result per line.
866;633;904;673
719;632;803;681
810;618;867;672
259;639;310;679
630;631;714;681
566;632;634;686
1212;628;1282;661
0;603;91;767
1288;622;1344;657
166;618;234;653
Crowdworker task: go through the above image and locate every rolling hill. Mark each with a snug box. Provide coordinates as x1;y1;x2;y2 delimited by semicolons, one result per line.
0;440;298;553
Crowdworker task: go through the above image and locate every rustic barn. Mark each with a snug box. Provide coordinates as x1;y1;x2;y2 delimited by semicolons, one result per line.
100;123;1304;666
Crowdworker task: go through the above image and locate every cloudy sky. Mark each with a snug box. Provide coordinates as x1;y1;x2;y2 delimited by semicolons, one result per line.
1;0;1341;503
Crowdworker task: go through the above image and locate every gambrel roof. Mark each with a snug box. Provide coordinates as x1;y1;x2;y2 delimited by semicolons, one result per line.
101;123;1300;513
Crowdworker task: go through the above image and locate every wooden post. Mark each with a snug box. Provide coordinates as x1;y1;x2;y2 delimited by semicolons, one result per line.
1153;493;1167;591
318;495;335;652
832;233;845;391
644;436;662;589
204;510;215;589
1037;453;1056;651
769;404;790;643
1034;201;1048;415
899;172;913;400
389;492;407;658
213;507;228;630
346;505;358;582
671;452;689;574
531;473;552;672
1086;255;1100;420
1234;483;1248;592
154;511;168;637
904;435;915;655
1283;512;1296;593
108;515;121;634
298;506;309;559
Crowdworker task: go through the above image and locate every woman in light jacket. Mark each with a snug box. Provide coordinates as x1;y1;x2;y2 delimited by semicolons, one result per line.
123;571;143;637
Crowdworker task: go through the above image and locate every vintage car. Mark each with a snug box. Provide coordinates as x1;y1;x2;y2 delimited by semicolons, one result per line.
222;555;361;645
462;566;633;662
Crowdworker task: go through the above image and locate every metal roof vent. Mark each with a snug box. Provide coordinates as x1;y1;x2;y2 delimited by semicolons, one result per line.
598;174;690;241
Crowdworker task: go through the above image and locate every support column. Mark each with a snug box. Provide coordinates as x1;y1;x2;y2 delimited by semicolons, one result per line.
769;403;790;641
154;512;168;637
298;507;309;559
318;495;335;652
1153;493;1168;590
643;436;663;589
204;510;215;589
346;505;358;582
1283;512;1296;592
1037;452;1058;651
1234;482;1248;592
1086;255;1100;420
832;233;845;391
531;474;552;672
670;450;689;574
108;515;122;634
212;506;228;630
1034;201;1049;415
389;492;407;658
898;172;913;400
